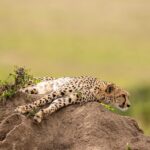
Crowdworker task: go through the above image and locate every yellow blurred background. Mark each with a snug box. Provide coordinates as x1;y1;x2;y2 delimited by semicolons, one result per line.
0;0;150;135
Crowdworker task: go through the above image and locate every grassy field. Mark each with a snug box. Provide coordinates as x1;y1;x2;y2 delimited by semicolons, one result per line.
0;0;150;135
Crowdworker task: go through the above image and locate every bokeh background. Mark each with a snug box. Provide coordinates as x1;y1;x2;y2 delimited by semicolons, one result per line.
0;0;150;135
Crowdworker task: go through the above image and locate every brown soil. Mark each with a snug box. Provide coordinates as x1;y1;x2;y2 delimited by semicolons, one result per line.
0;93;150;150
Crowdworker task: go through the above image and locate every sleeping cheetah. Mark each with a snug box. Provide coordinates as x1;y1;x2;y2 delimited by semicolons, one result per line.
15;76;130;123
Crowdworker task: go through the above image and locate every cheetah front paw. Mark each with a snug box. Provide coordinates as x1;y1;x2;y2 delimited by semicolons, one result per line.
33;111;43;123
15;106;28;114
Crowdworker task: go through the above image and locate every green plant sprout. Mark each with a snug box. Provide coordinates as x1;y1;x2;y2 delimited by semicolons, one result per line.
100;102;114;111
126;143;132;150
27;107;40;117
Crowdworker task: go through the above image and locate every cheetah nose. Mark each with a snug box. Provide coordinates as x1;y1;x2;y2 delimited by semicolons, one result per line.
127;104;130;107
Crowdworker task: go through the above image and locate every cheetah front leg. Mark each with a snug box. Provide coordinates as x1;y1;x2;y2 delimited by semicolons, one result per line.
15;89;71;114
15;94;53;114
34;93;80;123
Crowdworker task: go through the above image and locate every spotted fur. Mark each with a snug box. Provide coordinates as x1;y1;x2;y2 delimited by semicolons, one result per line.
15;76;130;123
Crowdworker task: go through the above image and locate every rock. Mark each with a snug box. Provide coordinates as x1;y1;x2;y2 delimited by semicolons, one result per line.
0;93;150;150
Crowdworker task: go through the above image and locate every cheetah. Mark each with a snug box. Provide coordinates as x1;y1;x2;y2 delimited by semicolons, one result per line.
15;76;130;123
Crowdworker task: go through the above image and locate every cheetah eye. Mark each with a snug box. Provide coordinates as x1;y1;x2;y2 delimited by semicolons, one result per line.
105;84;115;94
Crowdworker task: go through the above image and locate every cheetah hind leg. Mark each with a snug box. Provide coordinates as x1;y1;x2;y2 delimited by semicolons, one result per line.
20;80;53;95
34;93;79;123
20;86;39;94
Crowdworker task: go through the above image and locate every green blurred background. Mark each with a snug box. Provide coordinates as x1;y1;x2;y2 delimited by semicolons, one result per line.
0;0;150;135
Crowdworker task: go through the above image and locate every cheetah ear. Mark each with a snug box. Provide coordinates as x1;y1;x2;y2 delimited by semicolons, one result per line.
105;84;115;94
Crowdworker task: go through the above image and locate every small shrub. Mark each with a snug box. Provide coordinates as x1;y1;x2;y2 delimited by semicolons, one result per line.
0;66;40;102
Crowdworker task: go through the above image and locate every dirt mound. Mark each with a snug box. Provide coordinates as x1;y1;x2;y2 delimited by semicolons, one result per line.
0;93;150;150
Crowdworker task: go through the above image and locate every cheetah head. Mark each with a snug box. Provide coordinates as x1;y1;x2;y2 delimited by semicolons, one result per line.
104;83;131;111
